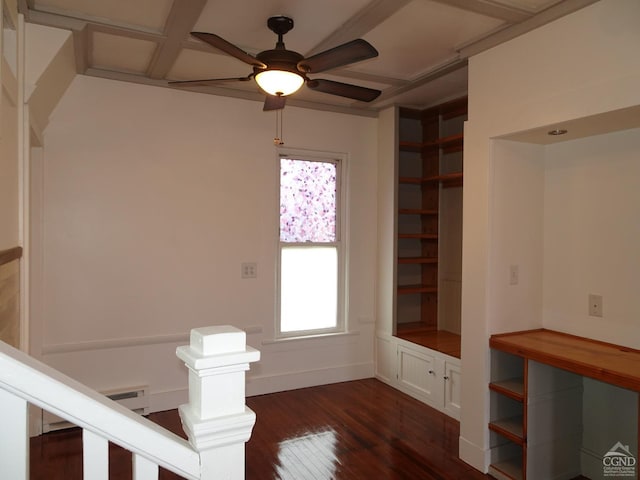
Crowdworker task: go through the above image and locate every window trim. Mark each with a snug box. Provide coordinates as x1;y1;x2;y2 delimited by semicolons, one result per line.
275;148;348;339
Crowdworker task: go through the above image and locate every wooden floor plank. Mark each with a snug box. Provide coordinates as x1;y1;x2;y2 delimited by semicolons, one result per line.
30;379;488;479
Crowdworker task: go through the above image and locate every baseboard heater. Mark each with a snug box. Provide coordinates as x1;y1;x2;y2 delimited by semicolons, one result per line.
42;385;150;433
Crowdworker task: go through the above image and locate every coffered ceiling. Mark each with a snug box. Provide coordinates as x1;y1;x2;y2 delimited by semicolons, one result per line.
20;0;597;114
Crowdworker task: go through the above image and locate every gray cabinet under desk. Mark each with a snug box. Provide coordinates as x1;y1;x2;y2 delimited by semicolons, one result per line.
488;329;640;480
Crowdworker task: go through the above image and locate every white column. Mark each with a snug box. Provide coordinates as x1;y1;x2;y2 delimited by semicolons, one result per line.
176;326;260;480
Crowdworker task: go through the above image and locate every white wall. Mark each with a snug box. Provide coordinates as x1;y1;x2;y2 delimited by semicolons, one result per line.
543;128;640;342
460;0;640;471
37;75;378;410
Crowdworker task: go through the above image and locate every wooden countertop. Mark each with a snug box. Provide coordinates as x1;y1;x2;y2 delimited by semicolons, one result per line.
490;329;640;392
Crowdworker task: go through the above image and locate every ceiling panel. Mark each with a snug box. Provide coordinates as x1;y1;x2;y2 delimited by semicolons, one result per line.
357;0;503;79
167;49;252;81
378;67;468;110
92;32;157;74
34;0;173;31
191;0;371;56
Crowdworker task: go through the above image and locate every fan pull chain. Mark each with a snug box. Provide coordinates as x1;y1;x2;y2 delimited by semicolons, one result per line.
274;108;284;146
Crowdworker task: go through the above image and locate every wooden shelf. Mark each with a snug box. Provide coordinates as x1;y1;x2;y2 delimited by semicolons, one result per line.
398;233;438;240
490;329;640;392
489;378;525;402
398;133;463;152
397;284;437;295
489;416;525;445
397;257;438;264
399;141;423;152
489;458;524;480
395;327;461;358
0;246;22;266
399;172;462;185
398;208;438;216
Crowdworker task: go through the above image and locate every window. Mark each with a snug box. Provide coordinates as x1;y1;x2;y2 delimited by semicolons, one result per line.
277;152;344;337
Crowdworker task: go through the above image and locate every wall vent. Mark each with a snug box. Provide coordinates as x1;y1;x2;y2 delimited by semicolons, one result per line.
42;385;150;433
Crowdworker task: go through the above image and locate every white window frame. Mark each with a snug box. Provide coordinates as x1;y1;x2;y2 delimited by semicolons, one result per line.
276;148;347;339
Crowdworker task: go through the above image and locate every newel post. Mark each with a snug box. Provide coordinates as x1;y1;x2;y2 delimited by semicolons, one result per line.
176;326;260;480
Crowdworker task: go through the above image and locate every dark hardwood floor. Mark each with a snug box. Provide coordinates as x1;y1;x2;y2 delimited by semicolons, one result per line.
30;378;490;479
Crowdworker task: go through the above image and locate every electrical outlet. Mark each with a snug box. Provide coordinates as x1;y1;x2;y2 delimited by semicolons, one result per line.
241;262;257;279
509;265;519;285
588;294;603;317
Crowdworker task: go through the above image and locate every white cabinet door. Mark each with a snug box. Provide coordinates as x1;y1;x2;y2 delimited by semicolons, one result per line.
443;361;461;420
397;345;440;404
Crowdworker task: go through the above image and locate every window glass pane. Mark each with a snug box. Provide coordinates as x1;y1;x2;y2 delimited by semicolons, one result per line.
280;158;336;243
280;246;337;332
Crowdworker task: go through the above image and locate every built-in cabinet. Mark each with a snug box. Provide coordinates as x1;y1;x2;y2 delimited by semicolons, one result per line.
489;329;640;480
376;335;461;420
375;98;466;421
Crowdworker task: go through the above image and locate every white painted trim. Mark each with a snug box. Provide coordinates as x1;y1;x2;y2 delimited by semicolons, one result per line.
580;446;604;480
458;435;490;473
261;329;360;346
148;388;188;414
245;362;374;397
17;13;29;354
42;325;265;354
42;332;190;354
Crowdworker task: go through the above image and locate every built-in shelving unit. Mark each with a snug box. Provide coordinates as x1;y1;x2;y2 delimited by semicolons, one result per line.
489;329;640;480
396;96;466;351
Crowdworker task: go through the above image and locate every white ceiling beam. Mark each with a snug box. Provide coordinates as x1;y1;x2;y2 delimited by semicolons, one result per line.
305;0;412;57
147;0;208;79
457;0;599;58
328;68;409;87
72;27;89;74
427;0;532;23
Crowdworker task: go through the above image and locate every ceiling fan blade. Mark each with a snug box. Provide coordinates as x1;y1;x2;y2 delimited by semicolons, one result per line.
168;75;254;88
263;95;286;111
298;39;378;74
307;79;381;102
191;32;266;69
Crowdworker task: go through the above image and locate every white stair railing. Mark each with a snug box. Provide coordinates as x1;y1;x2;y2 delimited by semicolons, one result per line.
0;325;260;479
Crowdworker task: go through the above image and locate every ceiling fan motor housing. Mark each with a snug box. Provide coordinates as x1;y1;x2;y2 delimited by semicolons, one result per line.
255;48;306;77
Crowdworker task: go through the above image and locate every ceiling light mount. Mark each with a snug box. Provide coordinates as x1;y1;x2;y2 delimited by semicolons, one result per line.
548;128;568;136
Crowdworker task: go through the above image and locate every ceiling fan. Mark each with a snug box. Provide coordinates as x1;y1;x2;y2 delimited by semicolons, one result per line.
169;16;381;111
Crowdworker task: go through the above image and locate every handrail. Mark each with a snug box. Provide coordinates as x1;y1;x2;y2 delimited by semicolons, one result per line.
0;246;22;266
0;340;200;479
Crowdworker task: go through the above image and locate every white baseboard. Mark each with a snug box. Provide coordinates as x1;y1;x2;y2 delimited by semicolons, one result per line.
246;362;374;396
581;447;604;480
459;435;490;473
145;363;375;414
148;388;189;413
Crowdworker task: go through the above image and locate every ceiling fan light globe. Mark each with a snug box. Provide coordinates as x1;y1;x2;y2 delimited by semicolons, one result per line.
255;70;304;96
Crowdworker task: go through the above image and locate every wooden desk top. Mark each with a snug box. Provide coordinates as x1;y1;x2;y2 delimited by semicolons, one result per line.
490;329;640;392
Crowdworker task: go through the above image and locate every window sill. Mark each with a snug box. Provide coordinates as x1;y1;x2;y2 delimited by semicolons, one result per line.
262;330;360;346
